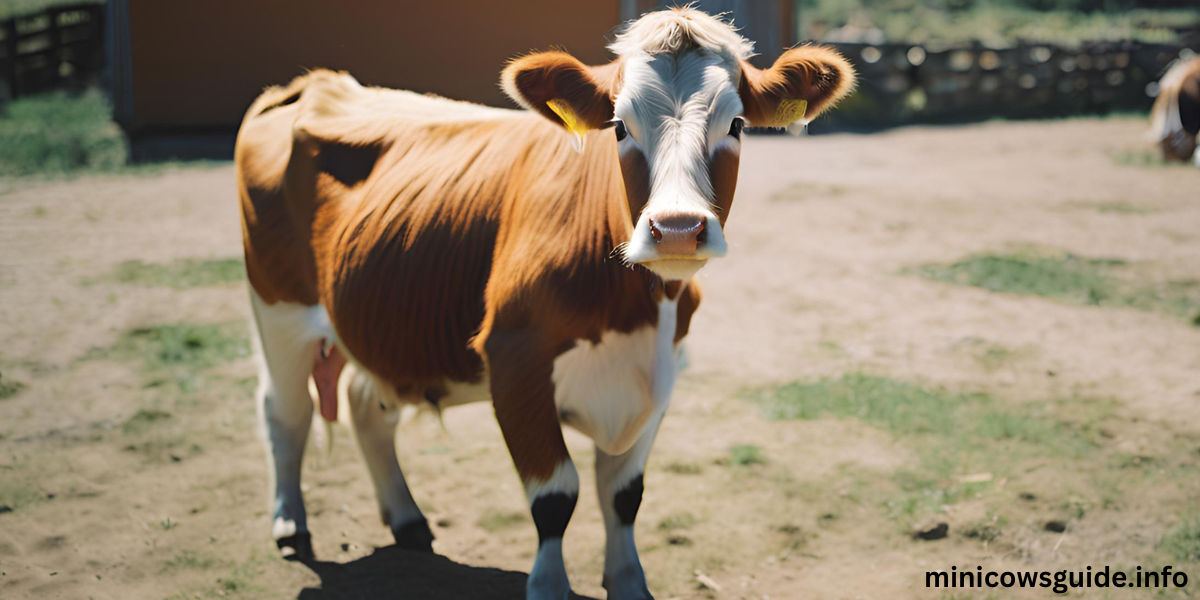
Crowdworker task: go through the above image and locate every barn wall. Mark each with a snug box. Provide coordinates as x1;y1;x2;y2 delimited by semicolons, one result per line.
122;0;622;132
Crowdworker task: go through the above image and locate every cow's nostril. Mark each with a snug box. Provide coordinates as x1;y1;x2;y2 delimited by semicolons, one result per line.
649;218;663;242
695;221;707;246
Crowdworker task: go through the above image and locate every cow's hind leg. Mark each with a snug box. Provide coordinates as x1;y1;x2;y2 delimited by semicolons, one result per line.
487;332;578;600
594;414;662;600
343;365;434;551
250;291;323;560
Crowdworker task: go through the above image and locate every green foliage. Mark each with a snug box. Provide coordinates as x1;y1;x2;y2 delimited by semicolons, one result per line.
0;0;103;19
0;91;127;177
1109;150;1185;168
729;444;767;466
918;254;1115;305
1161;517;1200;563
122;408;172;435
0;369;24;399
917;252;1200;322
91;322;250;392
1094;201;1153;214
658;512;699;531
162;549;223;572
662;461;704;475
476;510;528;532
798;0;1199;45
756;374;1107;520
0;479;44;512
95;258;246;290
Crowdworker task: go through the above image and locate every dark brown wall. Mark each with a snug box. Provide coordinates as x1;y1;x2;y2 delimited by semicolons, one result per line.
126;0;621;130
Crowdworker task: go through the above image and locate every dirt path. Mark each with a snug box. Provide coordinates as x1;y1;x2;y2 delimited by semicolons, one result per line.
1;118;1198;600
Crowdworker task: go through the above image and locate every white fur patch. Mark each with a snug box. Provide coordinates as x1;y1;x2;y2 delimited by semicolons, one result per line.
551;296;682;456
525;460;580;503
614;49;740;270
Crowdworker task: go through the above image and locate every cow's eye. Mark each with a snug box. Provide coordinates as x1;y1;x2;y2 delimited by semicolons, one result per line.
613;119;628;142
729;117;745;139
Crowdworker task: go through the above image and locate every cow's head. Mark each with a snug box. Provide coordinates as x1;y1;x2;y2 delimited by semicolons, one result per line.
503;8;855;281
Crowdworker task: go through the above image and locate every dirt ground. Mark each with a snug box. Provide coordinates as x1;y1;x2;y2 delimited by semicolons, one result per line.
1;118;1198;600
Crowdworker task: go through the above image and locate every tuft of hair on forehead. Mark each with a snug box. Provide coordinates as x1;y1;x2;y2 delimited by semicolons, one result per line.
609;6;754;62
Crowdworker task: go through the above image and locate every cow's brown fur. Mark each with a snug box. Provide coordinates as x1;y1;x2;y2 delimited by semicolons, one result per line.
740;46;856;127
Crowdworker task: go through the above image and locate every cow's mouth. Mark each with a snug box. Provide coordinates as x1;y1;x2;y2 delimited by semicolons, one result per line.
640;258;708;282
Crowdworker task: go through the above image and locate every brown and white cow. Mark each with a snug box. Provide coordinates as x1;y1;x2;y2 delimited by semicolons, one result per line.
236;8;854;599
1149;56;1200;166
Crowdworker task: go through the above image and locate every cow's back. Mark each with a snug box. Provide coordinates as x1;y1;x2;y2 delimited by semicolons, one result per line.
236;71;538;389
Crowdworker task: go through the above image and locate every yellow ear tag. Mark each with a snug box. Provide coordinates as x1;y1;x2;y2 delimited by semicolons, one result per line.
546;99;588;154
776;99;809;126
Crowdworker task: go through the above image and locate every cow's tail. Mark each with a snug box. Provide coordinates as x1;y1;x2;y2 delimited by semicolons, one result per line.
1148;57;1200;143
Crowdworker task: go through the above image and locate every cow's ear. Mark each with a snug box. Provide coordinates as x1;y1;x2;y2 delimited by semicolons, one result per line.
738;46;856;128
502;51;616;152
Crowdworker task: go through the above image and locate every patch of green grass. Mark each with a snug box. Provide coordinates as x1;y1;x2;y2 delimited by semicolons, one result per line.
662;460;703;475
89;258;245;290
215;561;265;596
917;253;1115;305
0;370;24;399
1095;201;1153;215
162;549;222;572
916;252;1200;322
729;444;767;467
769;182;849;202
0;91;127;177
476;510;528;532
961;515;1007;542
756;374;1105;521
88;322;250;392
122;408;172;434
1109;149;1183;168
1160;517;1200;563
658;512;699;531
975;344;1026;372
0;479;44;512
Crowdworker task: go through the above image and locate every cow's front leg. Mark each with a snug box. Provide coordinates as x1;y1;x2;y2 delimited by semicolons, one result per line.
594;412;662;600
487;332;578;600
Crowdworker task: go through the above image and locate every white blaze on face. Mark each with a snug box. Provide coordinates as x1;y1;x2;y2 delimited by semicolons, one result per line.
615;49;744;280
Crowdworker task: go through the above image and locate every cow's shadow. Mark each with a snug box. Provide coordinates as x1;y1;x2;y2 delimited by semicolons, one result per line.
296;546;600;599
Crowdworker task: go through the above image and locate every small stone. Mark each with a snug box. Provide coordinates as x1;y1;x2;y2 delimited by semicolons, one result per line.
1045;520;1068;533
435;519;452;528
913;522;949;541
1019;492;1037;501
0;505;13;514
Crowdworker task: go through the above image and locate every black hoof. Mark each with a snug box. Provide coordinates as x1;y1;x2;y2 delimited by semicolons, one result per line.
392;519;435;553
277;531;314;562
